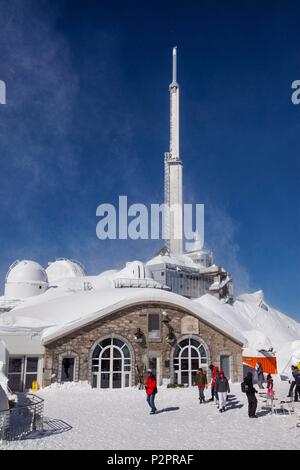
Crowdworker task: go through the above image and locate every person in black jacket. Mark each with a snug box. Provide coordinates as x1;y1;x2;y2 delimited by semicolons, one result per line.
294;369;300;402
288;366;298;398
244;372;258;418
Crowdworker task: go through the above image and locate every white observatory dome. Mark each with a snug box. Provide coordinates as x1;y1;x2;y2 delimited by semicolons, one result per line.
4;260;48;299
46;258;86;283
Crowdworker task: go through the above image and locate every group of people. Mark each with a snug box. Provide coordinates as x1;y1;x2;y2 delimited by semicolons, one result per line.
192;364;274;418
144;362;300;417
194;365;230;413
144;364;232;416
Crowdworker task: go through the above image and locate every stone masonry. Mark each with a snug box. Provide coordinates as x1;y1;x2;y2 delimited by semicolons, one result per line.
43;302;243;387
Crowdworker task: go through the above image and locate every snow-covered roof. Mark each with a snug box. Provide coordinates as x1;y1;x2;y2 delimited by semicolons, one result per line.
0;287;245;346
147;254;220;274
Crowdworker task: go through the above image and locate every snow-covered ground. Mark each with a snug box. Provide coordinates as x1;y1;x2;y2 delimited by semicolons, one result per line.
1;380;300;450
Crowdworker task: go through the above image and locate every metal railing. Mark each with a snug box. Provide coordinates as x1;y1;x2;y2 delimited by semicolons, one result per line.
0;393;44;441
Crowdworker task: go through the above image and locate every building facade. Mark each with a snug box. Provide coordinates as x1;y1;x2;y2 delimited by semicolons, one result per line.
43;302;243;389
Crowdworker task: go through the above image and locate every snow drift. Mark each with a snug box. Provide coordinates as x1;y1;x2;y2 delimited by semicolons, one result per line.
194;291;300;374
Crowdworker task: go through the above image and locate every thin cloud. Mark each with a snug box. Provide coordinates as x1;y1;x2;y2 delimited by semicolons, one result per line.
205;204;251;294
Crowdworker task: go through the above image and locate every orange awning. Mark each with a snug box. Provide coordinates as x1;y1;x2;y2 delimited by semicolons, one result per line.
242;356;277;374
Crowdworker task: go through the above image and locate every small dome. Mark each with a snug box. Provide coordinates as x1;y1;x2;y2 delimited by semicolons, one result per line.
5;260;48;299
46;258;86;283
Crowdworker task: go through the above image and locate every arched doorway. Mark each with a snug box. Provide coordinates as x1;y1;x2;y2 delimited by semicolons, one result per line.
173;337;209;386
91;336;132;388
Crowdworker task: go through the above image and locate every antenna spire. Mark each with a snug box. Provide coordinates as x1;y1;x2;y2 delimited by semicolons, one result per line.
164;47;183;255
172;46;177;83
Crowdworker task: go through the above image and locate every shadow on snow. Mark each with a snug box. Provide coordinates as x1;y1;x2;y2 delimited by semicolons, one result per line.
15;417;72;441
155;407;180;414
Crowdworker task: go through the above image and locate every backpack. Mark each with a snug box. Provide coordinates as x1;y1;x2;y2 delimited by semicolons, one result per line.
241;381;249;393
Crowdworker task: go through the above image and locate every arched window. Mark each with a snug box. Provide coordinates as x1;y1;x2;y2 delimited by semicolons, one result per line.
91;337;132;389
173;337;208;387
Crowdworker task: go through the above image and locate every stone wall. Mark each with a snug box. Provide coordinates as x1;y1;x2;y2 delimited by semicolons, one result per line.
43;303;243;387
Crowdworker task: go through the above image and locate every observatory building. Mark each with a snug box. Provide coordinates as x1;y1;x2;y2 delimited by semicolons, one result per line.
0;49;243;392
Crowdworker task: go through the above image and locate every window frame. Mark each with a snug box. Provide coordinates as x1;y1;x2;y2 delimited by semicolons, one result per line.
58;351;79;384
173;338;209;387
91;336;132;389
7;355;39;392
147;312;161;341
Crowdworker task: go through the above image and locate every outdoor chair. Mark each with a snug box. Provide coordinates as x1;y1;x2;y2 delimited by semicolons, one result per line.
271;395;295;415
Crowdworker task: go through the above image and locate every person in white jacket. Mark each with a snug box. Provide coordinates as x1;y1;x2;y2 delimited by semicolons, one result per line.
255;362;264;389
215;370;230;413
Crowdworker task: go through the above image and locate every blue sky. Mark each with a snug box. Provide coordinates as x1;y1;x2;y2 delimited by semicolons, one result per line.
0;0;299;319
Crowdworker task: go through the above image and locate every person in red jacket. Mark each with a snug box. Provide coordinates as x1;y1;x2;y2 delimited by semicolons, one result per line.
145;369;158;414
209;364;219;403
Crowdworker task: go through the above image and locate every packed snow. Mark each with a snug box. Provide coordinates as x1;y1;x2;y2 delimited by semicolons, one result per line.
195;292;300;373
1;380;299;450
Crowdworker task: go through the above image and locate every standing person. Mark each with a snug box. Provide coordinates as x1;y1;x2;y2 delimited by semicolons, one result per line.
209;364;219;403
209;364;215;401
256;362;264;389
195;368;207;403
266;374;274;394
208;364;215;401
215;370;230;413
243;372;258;418
266;373;274;408
287;366;298;398
145;369;157;414
294;368;300;402
213;366;220;406
266;373;275;407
